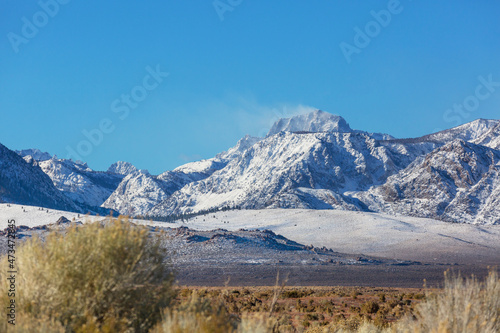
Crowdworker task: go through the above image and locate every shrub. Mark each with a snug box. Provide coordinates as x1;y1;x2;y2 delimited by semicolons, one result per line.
360;301;379;314
152;291;238;333
0;217;175;332
406;269;500;333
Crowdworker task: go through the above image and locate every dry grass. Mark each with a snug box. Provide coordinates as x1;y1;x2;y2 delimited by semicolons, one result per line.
404;269;500;333
0;217;175;332
309;269;500;333
158;270;498;332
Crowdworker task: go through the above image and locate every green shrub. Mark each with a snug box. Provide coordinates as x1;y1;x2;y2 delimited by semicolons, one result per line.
0;217;175;332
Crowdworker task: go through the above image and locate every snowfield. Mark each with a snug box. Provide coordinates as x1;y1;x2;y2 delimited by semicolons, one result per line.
2;204;498;265
163;209;500;264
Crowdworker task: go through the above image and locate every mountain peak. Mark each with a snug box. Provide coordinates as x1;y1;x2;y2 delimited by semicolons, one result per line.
107;161;138;175
267;110;352;137
16;148;52;161
216;134;262;160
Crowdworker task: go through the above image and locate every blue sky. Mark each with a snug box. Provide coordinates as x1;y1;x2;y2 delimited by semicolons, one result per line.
1;1;499;174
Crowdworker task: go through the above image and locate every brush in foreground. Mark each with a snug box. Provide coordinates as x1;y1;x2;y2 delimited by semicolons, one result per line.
0;217;175;332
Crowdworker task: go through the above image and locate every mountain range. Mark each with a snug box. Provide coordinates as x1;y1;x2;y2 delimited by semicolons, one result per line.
3;110;499;224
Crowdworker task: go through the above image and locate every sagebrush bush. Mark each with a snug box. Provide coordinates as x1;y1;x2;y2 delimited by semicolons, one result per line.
151;291;239;333
408;269;500;333
320;269;500;333
0;217;175;332
151;291;282;333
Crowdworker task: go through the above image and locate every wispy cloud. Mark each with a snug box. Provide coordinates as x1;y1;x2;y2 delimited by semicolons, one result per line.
209;94;318;138
179;153;203;163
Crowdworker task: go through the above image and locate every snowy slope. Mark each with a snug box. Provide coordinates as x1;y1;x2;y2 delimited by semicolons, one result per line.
165;209;500;264
0;144;80;212
103;135;262;216
35;157;123;208
355;140;500;224
216;134;262;160
473;122;500;150
2;204;498;264
408;119;499;144
150;131;430;215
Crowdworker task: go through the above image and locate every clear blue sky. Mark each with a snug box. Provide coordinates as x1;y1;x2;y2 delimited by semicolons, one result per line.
1;1;499;174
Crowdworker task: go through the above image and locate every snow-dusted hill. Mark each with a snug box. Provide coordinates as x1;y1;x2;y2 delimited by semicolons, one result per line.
2;204;498;264
169;209;500;264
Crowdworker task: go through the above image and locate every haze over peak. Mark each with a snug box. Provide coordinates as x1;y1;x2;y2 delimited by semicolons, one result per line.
267;110;352;136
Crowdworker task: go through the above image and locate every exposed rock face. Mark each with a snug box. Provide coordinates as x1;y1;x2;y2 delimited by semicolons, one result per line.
355;140;500;224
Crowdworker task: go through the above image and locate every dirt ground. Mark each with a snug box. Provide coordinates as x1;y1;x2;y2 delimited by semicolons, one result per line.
174;263;492;288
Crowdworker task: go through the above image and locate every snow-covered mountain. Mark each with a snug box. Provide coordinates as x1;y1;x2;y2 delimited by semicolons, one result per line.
267;110;352;136
5;109;500;224
107;161;138;175
16;151;124;211
102;170;171;216
146;111;499;225
102;136;262;216
473;122;500;150
267;110;393;140
149;129;435;216
16;148;52;161
355;140;500;224
1;144;80;212
37;157;123;209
